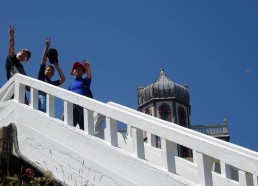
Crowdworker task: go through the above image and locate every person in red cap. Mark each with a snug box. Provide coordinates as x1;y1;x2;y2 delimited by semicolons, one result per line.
68;60;92;130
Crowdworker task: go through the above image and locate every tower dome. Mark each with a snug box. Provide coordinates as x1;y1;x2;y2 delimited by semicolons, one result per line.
137;68;190;106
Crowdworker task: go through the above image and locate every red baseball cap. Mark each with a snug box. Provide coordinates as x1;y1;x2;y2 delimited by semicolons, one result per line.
70;62;85;75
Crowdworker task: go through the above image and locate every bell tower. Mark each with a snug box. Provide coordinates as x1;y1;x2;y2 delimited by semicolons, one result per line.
137;68;191;157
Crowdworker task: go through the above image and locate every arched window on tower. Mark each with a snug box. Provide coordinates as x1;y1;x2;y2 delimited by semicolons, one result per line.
158;103;171;122
178;106;187;127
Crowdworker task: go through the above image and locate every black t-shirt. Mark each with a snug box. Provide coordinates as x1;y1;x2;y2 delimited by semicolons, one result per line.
5;55;27;80
38;64;61;95
38;64;60;86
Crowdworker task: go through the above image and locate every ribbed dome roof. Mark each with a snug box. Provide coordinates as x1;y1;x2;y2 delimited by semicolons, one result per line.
138;68;190;106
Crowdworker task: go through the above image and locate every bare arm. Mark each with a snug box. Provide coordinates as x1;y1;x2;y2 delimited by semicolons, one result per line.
8;25;15;57
82;60;91;78
54;62;66;84
41;37;50;65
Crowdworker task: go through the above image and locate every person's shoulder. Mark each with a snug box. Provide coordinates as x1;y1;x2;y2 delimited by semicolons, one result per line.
6;54;16;61
84;76;92;80
6;55;19;65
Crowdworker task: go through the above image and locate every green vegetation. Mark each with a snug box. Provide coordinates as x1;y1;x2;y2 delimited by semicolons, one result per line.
0;167;59;186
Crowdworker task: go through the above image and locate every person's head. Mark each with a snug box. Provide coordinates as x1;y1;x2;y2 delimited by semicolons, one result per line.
16;49;31;63
70;62;85;78
44;65;55;78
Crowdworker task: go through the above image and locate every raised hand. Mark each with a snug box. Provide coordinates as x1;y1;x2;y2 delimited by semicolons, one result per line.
8;25;15;36
45;36;50;49
82;59;91;78
82;59;90;69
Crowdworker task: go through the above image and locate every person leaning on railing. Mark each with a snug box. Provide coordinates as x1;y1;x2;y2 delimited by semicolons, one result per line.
37;37;66;112
62;60;92;130
5;25;31;105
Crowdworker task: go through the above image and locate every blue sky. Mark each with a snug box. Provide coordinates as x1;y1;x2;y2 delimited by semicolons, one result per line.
1;1;258;152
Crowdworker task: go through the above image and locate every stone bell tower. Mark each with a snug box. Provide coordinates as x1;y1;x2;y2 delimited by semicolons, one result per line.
137;68;191;157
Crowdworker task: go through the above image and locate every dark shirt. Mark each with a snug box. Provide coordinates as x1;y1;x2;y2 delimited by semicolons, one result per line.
5;55;26;80
38;64;60;86
38;64;60;95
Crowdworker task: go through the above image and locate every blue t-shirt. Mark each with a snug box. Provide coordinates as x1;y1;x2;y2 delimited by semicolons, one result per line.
69;77;91;96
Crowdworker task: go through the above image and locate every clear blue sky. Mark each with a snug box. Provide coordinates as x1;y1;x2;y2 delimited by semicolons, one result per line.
1;1;258;152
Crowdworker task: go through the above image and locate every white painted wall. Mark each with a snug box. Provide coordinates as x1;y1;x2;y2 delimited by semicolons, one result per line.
0;101;195;186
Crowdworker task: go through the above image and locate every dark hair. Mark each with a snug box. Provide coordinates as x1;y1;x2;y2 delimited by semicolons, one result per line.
46;65;55;71
19;49;31;60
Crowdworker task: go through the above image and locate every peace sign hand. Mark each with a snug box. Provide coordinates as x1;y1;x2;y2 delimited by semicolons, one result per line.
8;25;14;36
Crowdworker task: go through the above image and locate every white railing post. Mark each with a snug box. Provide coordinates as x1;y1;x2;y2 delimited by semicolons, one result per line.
46;94;55;117
30;88;38;110
127;125;132;137
147;132;156;147
84;108;94;135
14;81;25;103
161;138;177;173
220;161;231;179
131;127;145;159
64;101;73;126
192;150;197;163
239;170;248;186
195;151;213;186
253;174;258;186
106;117;118;146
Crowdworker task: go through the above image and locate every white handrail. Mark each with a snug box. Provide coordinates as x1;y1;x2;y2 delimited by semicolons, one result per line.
1;73;258;186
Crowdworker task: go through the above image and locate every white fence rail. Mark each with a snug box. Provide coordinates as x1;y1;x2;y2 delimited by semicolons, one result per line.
1;74;258;186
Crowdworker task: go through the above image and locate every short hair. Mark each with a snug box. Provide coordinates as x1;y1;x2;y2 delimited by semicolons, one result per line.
18;49;31;60
46;65;55;71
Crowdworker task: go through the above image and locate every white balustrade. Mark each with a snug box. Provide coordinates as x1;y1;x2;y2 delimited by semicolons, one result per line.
1;74;258;186
47;94;55;117
161;138;177;173
106;117;118;146
30;87;38;110
131;127;145;159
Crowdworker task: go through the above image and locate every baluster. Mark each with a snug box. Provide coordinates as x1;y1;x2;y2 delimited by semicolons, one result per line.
106;117;118;146
238;170;248;186
64;101;73;126
84;109;94;135
224;125;228;133
127;125;132;137
30;88;38;110
215;126;218;134
147;132;156;147
161;138;177;173
15;82;25;103
220;161;231;179
253;174;258;186
192;150;197;163
195;152;213;186
46;94;55;117
131;127;145;159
